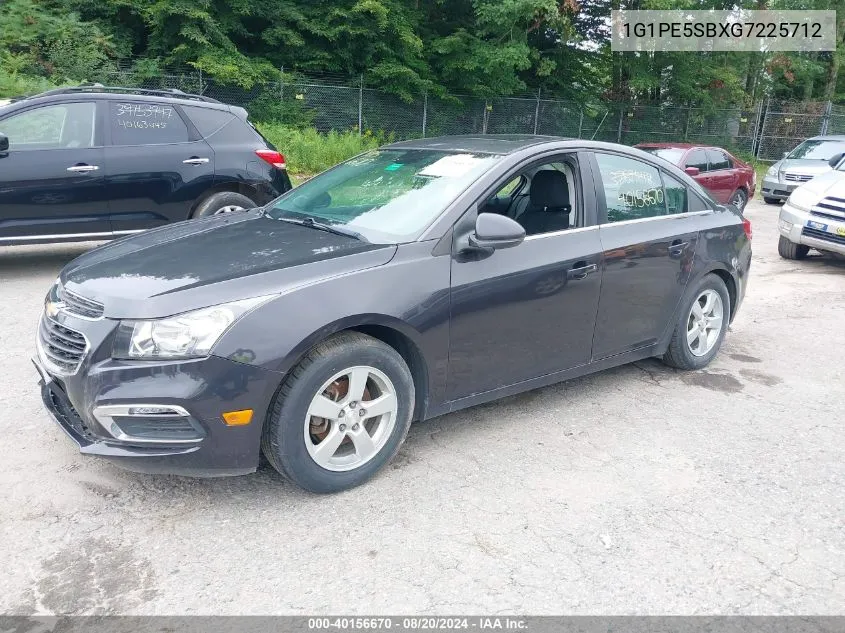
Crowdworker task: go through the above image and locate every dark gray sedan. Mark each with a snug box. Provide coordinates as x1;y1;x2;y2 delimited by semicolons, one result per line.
34;135;752;493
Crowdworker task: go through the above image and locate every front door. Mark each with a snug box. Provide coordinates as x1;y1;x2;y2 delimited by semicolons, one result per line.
588;151;703;359
447;154;603;401
0;101;110;242
103;100;215;232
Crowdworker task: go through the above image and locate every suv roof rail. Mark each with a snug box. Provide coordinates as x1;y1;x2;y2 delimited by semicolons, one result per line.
25;84;221;104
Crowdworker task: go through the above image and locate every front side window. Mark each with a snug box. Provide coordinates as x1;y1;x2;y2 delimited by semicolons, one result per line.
787;139;845;161
109;101;189;145
594;153;667;222
266;149;502;243
0;102;96;150
706;149;731;170
685;149;709;172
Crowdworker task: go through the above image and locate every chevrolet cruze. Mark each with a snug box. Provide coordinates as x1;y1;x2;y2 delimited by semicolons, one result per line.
34;136;752;493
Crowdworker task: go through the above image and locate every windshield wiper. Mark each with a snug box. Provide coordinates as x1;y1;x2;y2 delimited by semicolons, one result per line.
276;217;369;243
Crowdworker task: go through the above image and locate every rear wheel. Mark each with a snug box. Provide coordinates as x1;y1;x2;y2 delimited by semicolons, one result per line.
261;332;414;493
663;274;730;370
763;196;780;205
192;191;256;218
729;188;748;210
778;235;810;260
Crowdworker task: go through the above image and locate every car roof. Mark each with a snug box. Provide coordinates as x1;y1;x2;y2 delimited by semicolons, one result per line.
384;134;569;155
4;86;233;113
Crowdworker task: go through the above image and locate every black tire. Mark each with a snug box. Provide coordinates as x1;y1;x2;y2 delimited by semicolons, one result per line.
763;196;781;205
778;235;810;260
261;332;414;493
191;191;256;219
729;188;748;211
662;274;731;371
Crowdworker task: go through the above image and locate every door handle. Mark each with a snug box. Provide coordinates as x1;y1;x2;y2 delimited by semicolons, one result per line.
669;240;689;254
183;157;210;165
567;263;598;280
66;164;99;172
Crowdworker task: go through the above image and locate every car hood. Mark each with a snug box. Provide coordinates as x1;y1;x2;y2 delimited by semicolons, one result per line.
789;169;845;198
776;158;833;176
61;211;398;319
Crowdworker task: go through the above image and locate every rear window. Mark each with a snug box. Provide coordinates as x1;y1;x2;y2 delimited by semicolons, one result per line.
109;101;189;145
639;147;685;165
182;105;235;138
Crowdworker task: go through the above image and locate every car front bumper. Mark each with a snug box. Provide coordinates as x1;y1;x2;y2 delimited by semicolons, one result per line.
34;312;283;476
779;203;845;256
761;176;799;201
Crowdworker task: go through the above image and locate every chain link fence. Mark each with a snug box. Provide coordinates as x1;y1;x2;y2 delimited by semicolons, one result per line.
93;64;845;162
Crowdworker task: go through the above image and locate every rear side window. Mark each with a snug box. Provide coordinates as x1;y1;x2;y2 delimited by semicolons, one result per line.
182;105;234;138
685;149;709;172
594;153;666;222
706;149;731;171
109;101;189;146
661;172;688;214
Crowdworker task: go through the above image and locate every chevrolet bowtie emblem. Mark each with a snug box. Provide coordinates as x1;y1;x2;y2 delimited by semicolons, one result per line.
45;300;64;318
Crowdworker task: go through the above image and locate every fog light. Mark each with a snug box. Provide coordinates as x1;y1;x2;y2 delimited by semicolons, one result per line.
779;219;793;233
222;409;253;426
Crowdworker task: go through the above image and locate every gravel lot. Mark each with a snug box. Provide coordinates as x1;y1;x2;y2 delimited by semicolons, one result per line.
1;199;843;615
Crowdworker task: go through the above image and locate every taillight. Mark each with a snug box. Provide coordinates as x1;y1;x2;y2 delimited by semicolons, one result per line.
255;149;286;170
742;218;752;240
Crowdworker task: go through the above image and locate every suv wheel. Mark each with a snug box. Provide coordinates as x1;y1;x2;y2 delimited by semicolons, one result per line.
778;235;810;260
262;332;414;493
192;191;256;218
763;196;780;205
663;274;731;370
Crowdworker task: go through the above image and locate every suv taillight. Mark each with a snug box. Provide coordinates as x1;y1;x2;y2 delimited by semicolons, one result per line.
255;149;286;170
742;218;752;240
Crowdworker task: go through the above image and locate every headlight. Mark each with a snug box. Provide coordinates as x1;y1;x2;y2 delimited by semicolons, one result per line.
786;187;817;213
766;163;779;177
112;296;274;360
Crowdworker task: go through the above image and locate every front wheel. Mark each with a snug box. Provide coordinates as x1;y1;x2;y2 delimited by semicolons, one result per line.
763;196;781;205
778;236;810;260
261;332;414;493
662;274;731;370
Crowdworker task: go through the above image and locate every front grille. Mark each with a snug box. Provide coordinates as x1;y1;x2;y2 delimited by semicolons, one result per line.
811;196;845;221
38;316;87;374
62;289;104;319
802;226;845;246
784;173;814;183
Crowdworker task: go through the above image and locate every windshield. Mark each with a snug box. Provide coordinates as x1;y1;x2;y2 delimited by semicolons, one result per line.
265;149;502;243
787;140;845;160
639;147;685;164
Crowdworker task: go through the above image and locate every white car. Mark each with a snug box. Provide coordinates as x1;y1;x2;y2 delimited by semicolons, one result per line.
778;154;845;259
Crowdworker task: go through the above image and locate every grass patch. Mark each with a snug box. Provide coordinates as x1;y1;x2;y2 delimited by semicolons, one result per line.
255;124;390;177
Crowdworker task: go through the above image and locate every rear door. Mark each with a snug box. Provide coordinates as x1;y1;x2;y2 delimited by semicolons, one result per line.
103;100;215;233
588;151;705;359
705;149;737;203
0;100;109;242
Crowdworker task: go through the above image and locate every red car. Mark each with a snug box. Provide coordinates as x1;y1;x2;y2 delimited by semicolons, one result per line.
634;143;756;210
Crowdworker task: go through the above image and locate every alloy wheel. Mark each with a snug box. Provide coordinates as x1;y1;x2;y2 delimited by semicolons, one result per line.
686;289;724;357
304;366;398;472
214;205;245;215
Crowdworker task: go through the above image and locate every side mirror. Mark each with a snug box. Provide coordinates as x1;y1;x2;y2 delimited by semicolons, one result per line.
0;133;8;153
468;213;525;250
783;151;790;159
828;152;844;168
684;166;700;176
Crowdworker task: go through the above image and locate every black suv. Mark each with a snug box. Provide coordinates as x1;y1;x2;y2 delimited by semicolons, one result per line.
0;86;291;245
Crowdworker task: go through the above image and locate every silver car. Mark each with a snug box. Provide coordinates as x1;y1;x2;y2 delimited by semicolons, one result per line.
762;135;845;204
778;157;845;259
